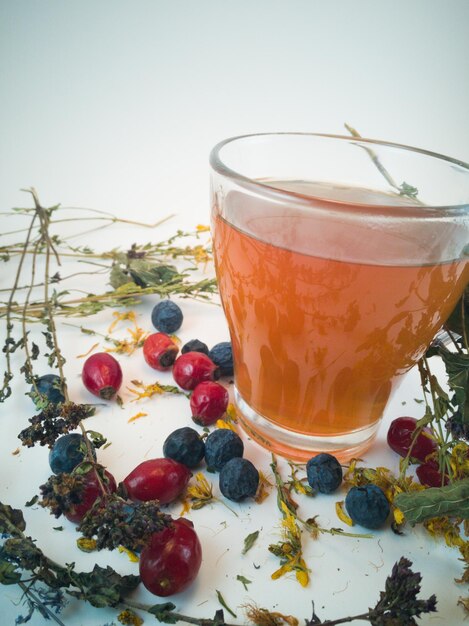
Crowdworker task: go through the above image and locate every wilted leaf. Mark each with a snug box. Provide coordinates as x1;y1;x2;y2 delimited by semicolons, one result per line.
0;503;26;534
0;559;21;584
395;478;469;524
242;530;259;554
148;602;178;623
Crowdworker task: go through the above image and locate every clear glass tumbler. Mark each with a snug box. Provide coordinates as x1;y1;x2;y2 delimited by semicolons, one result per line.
210;133;469;461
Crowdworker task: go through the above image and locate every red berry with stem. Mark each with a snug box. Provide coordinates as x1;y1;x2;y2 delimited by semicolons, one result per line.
172;352;220;391
416;460;449;487
82;352;123;400
122;458;191;504
387;416;437;462
64;467;117;524
139;517;202;597
190;381;229;426
143;332;179;371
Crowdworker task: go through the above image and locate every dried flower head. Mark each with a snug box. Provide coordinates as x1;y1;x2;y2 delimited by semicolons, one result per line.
182;472;215;512
244;604;299;626
18;402;95;448
78;495;170;552
39;472;88;518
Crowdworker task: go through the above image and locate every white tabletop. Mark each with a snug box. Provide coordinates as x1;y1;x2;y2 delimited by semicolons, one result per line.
1;2;468;624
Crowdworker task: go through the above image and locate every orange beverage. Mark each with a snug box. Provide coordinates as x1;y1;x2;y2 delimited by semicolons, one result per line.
213;202;467;435
210;134;469;460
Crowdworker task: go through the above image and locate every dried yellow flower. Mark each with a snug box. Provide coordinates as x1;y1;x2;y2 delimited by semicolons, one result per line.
215;418;237;431
128;412;148;423
118;545;140;562
254;471;272;504
76;537;97;552
108;310;137;334
118;609;144;626
244;604;298;626
76;342;99;359
182;472;215;511
335;501;354;527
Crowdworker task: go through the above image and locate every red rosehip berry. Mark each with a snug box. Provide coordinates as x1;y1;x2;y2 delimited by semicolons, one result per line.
143;332;179;371
122;458;191;504
387;416;437;463
139;518;202;596
190;381;229;426
64;467;117;524
416;460;449;488
172;352;220;391
82;352;123;400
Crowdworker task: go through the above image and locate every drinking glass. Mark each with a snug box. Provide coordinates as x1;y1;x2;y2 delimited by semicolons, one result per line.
210;133;469;461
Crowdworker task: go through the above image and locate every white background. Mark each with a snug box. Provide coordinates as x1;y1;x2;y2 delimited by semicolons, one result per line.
0;1;468;625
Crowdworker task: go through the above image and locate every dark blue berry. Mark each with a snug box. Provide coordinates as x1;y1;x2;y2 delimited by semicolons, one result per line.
208;342;233;376
181;339;209;355
345;484;390;529
306;453;342;494
151;301;183;334
163;427;205;468
30;374;65;407
49;433;96;474
219;457;259;501
204;429;243;471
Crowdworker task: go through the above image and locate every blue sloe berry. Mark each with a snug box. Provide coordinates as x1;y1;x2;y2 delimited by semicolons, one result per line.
31;374;65;407
151;300;183;334
204;429;243;471
163;427;205;468
306;453;343;494
219;457;259;501
209;342;233;376
345;484;390;529
181;339;209;355
49;433;96;474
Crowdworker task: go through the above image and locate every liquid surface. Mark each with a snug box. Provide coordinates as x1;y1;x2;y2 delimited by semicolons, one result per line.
212;181;469;436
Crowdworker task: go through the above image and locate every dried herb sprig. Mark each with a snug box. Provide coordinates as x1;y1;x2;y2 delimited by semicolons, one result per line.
1;192;216;402
77;496;171;552
306;557;437;625
18;401;96;448
1;503;438;626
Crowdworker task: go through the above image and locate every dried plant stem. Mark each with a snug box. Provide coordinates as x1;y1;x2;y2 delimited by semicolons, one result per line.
2;210;39;400
21;239;42;394
121;600;240;626
0;280;217;318
17;581;67;626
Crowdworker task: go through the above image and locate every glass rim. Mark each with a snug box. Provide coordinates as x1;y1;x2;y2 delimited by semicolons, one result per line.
209;132;469;213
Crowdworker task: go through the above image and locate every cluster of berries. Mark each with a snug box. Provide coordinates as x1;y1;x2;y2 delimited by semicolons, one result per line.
78;300;233;425
305;453;390;530
164;426;259;501
387;416;446;487
32;299;239;598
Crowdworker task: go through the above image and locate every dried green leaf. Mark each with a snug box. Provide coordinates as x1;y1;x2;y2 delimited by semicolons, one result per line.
0;503;26;534
445;288;469;339
0;559;21;584
242;530;259;555
395;478;469;524
74;462;93;475
72;564;140;608
24;495;38;507
236;574;252;590
86;430;108;449
148;602;178;623
216;589;237;618
109;265;131;289
439;345;469;423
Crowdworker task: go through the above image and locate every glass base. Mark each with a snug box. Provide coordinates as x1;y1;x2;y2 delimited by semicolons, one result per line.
234;387;380;462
